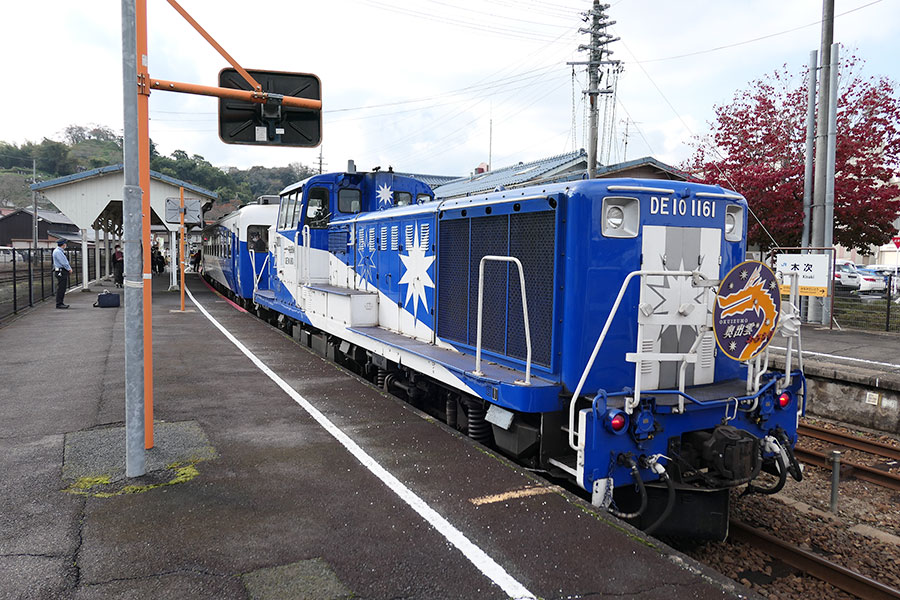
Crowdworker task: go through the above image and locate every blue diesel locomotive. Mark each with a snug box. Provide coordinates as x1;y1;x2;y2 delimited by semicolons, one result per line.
203;169;805;539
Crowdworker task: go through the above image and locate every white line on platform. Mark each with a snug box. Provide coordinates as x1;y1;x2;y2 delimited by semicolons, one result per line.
770;346;900;370
186;288;535;600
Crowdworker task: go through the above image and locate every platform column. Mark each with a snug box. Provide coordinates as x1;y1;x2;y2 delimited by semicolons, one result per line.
168;230;179;291
81;229;89;288
94;227;101;283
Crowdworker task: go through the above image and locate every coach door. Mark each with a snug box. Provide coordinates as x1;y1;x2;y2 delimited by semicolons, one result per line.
275;191;301;300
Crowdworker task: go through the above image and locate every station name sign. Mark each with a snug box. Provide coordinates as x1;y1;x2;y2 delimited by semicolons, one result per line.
775;253;830;297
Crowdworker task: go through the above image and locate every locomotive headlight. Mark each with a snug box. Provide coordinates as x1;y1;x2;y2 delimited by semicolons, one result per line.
724;212;736;235
607;206;625;229
599;196;639;238
724;204;743;242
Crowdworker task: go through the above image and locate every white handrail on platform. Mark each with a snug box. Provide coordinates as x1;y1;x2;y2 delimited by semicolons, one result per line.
473;255;532;386
567;269;698;452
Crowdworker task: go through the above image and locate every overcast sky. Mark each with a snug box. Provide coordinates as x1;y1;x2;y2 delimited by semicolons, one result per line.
2;0;896;178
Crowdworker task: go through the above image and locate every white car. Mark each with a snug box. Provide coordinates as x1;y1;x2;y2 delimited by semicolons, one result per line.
856;267;887;293
833;261;860;289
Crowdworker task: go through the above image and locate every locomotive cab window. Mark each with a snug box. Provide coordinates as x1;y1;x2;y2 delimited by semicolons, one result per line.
395;191;412;207
416;193;431;204
338;188;361;214
306;187;330;229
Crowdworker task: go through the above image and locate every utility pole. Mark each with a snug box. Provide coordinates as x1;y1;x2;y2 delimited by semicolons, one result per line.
809;0;834;325
317;147;324;174
569;1;621;178
121;0;146;477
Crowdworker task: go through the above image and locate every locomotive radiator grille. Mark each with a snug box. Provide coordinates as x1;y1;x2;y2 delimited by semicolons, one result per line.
437;210;555;367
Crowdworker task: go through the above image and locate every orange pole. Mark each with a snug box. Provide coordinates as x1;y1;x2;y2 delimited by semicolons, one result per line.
180;187;185;312
149;78;321;110
165;0;262;92
137;0;154;449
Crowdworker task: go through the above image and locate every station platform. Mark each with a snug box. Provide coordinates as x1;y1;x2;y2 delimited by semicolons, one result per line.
0;272;750;599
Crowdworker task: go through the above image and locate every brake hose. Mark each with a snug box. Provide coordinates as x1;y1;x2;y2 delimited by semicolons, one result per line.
608;456;648;520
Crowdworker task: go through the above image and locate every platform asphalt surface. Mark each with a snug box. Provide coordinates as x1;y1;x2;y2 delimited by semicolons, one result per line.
1;273;752;599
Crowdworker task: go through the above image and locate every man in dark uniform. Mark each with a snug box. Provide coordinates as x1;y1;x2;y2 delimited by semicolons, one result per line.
52;239;73;309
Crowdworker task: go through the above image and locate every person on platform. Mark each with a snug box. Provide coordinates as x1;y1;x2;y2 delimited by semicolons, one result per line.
113;244;124;288
53;239;73;309
191;248;202;273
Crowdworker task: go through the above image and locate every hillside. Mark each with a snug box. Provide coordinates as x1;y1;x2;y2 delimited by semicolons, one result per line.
0;124;316;210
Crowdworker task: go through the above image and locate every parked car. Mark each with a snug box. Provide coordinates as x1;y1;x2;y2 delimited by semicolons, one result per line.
834;261;860;289
856;267;887;293
0;246;25;263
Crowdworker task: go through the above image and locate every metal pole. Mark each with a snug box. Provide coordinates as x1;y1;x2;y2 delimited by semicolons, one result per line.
180;186;185;311
822;43;839;327
12;248;17;314
31;159;37;307
104;227;110;279
121;0;146;478
94;227;101;284
810;0;834;325
801;50;817;252
887;274;892;332
586;0;600;179
27;249;33;307
168;229;178;291
829;450;841;513
137;0;155;449
80;229;88;289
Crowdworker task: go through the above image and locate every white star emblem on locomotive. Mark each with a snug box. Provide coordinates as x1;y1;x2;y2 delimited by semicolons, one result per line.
398;226;435;318
376;183;393;208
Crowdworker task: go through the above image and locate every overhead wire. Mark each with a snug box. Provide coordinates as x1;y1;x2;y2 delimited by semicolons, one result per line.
616;36;782;248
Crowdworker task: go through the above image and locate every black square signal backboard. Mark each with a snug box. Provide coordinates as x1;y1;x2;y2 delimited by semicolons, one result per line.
218;68;321;147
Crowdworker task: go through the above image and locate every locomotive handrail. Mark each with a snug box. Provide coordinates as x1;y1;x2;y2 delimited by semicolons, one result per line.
473;255;532;385
568;269;698;452
250;251;269;292
302;224;311;284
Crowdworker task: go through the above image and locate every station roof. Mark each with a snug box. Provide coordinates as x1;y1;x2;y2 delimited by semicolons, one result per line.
29;164;217;233
31;164;218;199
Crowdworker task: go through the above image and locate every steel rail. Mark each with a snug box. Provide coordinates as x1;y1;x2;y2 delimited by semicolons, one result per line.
799;423;900;462
794;446;900;491
730;520;900;600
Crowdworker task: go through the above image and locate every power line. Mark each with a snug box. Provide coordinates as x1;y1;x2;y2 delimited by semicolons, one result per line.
633;0;883;64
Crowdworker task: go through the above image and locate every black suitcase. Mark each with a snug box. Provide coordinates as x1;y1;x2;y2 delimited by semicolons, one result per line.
93;291;120;308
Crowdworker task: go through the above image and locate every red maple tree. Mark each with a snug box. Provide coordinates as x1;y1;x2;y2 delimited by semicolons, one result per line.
684;56;900;254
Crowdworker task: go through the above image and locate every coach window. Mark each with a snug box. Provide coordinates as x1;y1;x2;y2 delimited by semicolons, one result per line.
338;188;361;214
395;191;412;207
306;187;330;229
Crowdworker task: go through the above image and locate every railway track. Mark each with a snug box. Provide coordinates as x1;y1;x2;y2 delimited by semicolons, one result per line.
796;423;900;492
730;519;900;600
799;423;900;461
793;446;900;491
